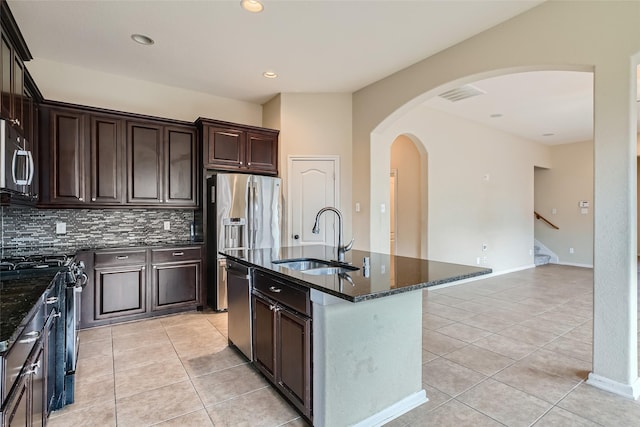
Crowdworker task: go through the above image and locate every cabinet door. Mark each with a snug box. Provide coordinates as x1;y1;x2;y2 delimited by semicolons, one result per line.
252;294;276;381
205;126;244;170
50;109;87;204
1;31;12;120
278;307;312;417
164;126;197;206
3;373;29;427
95;266;146;319
127;121;162;204
90;116;122;204
29;344;46;427
246;131;278;174
151;262;200;310
12;53;24;133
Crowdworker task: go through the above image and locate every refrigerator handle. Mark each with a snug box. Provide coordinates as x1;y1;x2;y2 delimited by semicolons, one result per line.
253;182;258;248
247;181;254;249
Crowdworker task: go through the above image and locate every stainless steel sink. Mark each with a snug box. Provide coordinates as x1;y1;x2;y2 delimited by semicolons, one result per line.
273;258;332;271
273;258;359;275
301;266;359;275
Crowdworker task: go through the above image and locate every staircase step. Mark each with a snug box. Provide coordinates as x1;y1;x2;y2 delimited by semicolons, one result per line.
534;253;551;266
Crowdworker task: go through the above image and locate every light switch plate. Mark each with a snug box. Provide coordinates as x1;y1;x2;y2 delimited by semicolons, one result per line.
56;222;66;234
163;221;171;231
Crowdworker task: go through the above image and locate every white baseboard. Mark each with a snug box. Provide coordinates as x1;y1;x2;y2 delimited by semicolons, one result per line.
353;390;428;427
587;373;640;399
429;264;536;290
556;261;593;268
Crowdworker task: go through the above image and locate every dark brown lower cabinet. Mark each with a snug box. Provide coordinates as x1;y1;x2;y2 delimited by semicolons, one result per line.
3;342;45;427
278;308;311;410
253;295;276;381
252;287;312;420
80;246;202;328
94;266;146;319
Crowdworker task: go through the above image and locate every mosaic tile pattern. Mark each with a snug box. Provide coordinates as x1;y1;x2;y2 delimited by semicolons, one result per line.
1;206;199;250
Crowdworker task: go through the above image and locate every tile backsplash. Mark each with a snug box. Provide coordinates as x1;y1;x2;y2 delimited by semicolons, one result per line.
1;206;199;250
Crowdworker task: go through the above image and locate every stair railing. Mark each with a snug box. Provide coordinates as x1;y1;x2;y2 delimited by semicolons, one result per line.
534;211;559;230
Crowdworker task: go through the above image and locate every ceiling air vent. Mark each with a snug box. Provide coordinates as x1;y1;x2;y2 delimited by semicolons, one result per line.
438;84;486;102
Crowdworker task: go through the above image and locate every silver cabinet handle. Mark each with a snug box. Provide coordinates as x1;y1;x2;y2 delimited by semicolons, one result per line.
19;331;41;344
116;255;129;260
25;360;41;375
172;252;184;256
268;286;281;293
46;297;59;305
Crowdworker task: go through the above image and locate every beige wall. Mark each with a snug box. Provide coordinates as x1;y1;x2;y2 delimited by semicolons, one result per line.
264;93;353;245
27;58;262;125
381;106;550;272
352;0;640;389
535;141;594;267
352;1;640;254
390;135;422;258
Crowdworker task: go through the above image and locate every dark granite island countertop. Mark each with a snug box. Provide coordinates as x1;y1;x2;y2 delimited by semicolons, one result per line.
221;245;491;302
0;270;60;353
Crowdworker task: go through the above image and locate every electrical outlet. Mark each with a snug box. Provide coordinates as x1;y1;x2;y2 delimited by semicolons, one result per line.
569;247;574;254
56;222;66;234
163;221;171;231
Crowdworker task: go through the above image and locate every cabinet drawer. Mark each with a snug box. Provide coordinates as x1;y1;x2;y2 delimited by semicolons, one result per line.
253;270;310;317
151;247;201;263
2;306;45;403
95;250;146;267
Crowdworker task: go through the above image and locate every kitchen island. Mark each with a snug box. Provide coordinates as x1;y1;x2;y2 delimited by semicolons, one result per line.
222;245;491;427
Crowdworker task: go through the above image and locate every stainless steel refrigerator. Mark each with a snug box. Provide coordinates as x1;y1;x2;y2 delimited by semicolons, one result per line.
206;173;282;312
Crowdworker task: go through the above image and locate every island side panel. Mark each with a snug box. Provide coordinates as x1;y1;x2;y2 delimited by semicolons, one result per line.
311;289;425;427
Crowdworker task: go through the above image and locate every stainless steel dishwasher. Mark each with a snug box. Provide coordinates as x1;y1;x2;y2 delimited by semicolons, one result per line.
225;260;253;360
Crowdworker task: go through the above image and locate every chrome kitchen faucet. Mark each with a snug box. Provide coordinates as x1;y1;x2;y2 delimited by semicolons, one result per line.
312;207;354;262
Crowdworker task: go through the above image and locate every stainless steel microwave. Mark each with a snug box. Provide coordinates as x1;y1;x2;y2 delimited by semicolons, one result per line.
0;119;34;196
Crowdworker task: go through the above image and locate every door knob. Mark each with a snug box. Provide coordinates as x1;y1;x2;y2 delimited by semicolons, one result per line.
294;234;299;240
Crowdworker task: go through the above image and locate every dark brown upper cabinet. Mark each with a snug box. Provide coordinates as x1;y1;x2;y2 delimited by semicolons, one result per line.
198;118;279;175
40;104;124;206
39;102;198;208
0;0;34;136
126;121;197;207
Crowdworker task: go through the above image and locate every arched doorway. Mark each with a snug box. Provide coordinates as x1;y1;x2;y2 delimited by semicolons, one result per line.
390;134;427;258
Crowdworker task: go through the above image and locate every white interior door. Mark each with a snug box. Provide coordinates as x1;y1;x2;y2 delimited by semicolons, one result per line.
288;157;339;246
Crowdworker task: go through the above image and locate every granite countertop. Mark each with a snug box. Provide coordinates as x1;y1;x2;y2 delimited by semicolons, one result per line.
0;269;61;354
221;245;492;302
70;240;205;253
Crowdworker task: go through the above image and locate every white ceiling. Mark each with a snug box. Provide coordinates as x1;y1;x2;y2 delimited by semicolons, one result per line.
424;70;594;145
7;0;608;145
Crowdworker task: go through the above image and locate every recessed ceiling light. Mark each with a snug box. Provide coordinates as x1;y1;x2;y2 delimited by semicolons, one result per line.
489;113;503;118
542;133;555;137
263;71;277;79
131;34;154;46
241;0;264;13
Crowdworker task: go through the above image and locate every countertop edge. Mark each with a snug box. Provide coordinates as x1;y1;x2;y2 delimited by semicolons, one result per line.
222;252;492;303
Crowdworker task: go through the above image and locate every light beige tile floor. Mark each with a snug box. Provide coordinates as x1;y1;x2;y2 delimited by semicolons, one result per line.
49;264;640;426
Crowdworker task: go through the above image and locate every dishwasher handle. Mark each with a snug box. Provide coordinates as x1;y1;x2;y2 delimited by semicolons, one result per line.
225;262;252;280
